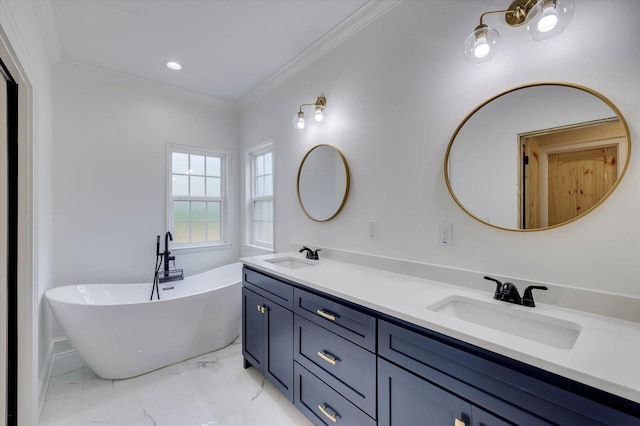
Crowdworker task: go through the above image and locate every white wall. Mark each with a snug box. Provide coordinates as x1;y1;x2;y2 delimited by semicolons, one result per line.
52;61;240;289
0;0;54;422
240;0;640;297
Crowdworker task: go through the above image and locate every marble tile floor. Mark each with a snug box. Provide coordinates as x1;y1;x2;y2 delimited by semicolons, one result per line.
39;338;312;426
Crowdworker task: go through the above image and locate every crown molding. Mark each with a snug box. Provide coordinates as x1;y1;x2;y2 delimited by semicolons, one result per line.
32;0;61;66
0;0;36;85
239;0;403;107
58;59;239;110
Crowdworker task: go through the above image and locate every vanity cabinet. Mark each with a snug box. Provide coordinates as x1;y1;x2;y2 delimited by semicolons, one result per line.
242;265;640;426
241;269;294;402
378;320;637;425
293;287;377;425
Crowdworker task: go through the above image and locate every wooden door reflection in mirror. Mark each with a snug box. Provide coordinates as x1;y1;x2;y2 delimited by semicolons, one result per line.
519;118;625;229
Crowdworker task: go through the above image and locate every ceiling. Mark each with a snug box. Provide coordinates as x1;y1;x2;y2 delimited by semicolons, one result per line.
50;0;371;102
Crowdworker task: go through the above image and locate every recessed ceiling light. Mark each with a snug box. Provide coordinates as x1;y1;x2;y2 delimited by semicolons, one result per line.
166;61;182;70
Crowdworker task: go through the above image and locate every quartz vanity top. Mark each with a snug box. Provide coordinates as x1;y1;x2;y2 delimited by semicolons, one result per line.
241;252;640;404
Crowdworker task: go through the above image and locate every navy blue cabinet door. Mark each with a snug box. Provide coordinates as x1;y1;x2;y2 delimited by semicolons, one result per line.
378;358;471;426
242;285;294;402
264;299;294;402
242;287;264;372
379;358;515;426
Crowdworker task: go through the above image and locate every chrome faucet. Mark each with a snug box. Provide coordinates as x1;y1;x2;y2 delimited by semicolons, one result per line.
484;276;547;307
299;246;321;260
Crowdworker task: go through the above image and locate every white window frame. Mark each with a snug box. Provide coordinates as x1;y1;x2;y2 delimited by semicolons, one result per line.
246;140;274;250
167;142;229;249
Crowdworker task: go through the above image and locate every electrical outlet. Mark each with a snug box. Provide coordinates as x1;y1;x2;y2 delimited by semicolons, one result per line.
368;220;379;238
438;223;452;246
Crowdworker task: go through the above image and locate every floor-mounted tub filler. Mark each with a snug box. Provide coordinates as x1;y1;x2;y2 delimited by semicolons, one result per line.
45;262;242;379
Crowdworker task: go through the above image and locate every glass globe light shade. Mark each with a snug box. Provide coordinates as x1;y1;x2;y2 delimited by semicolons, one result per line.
525;0;574;41
463;25;500;64
314;107;324;122
292;111;306;131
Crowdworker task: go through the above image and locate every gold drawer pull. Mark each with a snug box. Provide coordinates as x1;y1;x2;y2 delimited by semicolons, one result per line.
256;305;265;314
317;351;337;365
316;309;336;321
318;404;338;423
455;419;466;426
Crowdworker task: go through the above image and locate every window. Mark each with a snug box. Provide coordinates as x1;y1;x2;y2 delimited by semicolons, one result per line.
168;144;226;247
248;143;273;248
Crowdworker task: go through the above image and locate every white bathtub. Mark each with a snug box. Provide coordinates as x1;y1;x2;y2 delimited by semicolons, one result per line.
45;262;242;379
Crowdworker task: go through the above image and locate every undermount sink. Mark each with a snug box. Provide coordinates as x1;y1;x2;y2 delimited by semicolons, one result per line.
428;296;582;350
264;257;317;269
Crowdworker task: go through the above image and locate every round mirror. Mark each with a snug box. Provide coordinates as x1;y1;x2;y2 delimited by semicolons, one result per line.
445;83;630;231
297;144;350;222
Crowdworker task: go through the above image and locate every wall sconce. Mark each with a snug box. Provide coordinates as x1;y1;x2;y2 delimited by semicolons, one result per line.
292;96;326;131
463;0;574;64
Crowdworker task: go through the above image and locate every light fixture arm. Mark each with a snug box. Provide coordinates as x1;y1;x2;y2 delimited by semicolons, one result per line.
475;0;541;29
298;96;326;111
478;8;512;28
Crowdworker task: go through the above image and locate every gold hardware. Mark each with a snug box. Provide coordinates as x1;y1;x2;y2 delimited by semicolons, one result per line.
317;351;337;365
298;96;326;111
316;309;336;321
504;0;538;27
455;419;466;426
257;305;261;312
318;404;338;423
475;0;537;28
256;305;266;314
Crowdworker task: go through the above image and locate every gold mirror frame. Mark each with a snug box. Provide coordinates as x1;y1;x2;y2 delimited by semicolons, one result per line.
444;82;631;232
297;144;351;222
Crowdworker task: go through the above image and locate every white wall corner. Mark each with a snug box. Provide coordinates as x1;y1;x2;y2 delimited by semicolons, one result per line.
33;0;62;66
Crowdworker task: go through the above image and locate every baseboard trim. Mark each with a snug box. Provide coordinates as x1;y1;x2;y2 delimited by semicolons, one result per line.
38;337;75;415
38;338;55;416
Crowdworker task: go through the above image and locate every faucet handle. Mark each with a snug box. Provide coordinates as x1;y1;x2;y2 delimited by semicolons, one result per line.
484;276;503;300
522;286;548;307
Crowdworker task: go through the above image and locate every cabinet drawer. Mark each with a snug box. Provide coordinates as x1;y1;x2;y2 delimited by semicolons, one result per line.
294;362;375;426
294;288;376;351
243;267;293;309
294;316;376;417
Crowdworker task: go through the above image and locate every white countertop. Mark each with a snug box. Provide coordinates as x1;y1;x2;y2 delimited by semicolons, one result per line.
241;252;640;404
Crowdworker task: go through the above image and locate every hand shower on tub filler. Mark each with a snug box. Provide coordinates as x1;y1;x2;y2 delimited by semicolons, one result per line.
150;231;184;300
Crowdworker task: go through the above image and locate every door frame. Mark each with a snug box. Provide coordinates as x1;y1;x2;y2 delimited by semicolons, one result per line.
0;20;38;425
1;54;9;426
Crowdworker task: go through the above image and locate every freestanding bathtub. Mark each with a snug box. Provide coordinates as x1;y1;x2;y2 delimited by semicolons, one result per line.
45;262;242;379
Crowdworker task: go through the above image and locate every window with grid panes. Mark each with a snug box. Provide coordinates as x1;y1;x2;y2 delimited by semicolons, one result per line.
250;147;273;248
169;146;226;246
